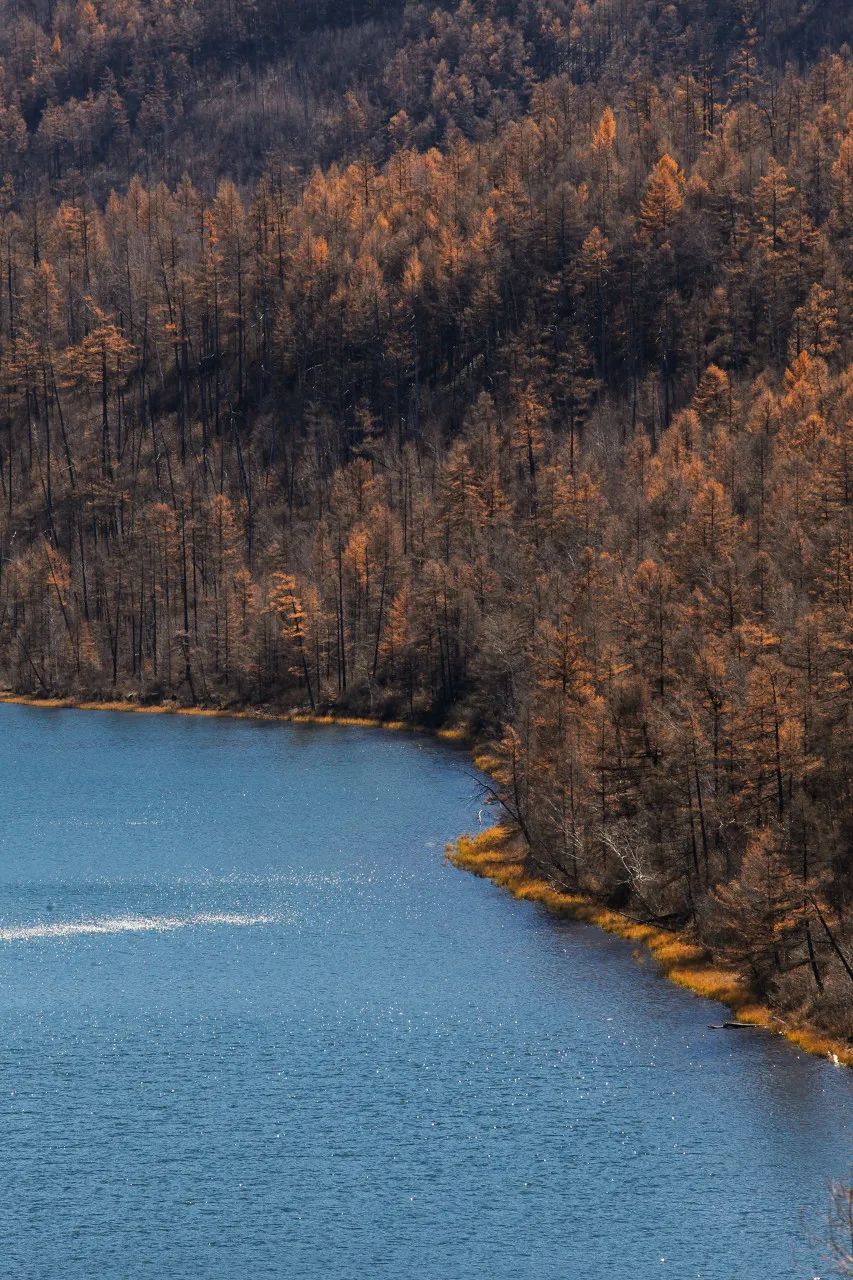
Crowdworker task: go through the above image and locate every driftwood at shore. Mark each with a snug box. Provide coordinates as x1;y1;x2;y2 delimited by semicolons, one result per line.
708;1022;759;1030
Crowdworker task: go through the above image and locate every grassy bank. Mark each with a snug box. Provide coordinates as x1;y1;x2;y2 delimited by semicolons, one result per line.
0;691;469;742
448;826;853;1068
1;690;848;1068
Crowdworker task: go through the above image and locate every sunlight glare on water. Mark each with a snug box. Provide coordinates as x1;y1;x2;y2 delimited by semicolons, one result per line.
0;912;276;942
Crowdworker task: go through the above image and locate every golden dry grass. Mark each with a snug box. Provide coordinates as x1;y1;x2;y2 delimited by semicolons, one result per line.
732;1004;775;1028
646;937;704;963
0;693;429;734
471;746;503;774
435;725;471;744
665;966;747;1006
782;1027;853;1065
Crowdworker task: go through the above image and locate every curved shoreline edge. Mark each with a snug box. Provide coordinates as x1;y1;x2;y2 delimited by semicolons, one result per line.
1;690;849;1068
449;826;853;1069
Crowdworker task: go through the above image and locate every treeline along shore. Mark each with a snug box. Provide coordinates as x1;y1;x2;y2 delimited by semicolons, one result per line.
0;0;850;1054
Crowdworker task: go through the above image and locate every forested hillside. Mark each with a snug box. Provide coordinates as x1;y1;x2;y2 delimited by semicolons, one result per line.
0;0;851;1041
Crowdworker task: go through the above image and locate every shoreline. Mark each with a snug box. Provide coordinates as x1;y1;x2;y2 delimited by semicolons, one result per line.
0;690;471;743
449;827;853;1068
1;690;849;1068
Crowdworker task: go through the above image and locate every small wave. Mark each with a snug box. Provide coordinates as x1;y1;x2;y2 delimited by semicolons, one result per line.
0;912;276;943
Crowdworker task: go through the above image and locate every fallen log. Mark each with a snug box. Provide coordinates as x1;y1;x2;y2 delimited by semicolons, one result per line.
708;1022;759;1030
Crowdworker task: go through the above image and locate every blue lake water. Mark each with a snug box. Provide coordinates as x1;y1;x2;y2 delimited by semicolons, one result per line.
0;703;849;1279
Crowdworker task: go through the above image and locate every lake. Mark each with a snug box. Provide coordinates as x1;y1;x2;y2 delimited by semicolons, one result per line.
0;703;849;1279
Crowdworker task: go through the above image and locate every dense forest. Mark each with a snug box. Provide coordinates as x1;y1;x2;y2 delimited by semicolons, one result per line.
0;0;851;1043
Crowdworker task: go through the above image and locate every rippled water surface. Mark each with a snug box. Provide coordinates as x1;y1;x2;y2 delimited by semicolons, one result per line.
0;703;849;1279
